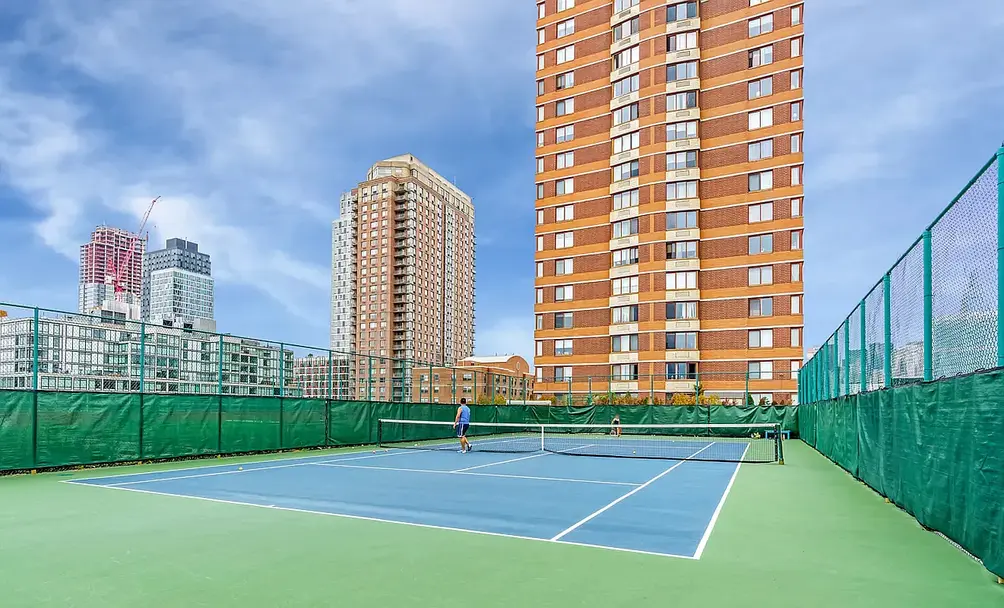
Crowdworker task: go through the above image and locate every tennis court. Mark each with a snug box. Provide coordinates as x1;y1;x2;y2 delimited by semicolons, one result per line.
66;437;746;560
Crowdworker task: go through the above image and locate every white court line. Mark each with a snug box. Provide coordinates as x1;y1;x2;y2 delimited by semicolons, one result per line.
312;462;640;487
69;450;409;488
451;452;551;472
68;482;694;560
549;442;717;541
692;443;749;559
61;446;395;484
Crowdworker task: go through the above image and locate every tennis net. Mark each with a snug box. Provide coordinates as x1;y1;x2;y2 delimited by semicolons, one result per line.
377;419;783;464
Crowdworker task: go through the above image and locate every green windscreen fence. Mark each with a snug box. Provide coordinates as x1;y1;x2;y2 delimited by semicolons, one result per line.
800;369;1004;579
0;390;798;472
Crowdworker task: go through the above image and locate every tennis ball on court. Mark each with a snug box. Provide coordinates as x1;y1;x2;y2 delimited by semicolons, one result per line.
238;466;243;471
633;450;636;454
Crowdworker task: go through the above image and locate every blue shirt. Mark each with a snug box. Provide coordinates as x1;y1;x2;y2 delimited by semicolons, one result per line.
459;404;471;424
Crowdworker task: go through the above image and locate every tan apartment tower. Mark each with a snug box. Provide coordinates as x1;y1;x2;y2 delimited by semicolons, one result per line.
332;154;476;402
534;0;804;404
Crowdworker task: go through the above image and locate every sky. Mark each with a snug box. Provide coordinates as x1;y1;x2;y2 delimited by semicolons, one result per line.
0;0;1003;362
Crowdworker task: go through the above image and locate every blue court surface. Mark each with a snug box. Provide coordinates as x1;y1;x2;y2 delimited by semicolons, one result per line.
67;445;746;559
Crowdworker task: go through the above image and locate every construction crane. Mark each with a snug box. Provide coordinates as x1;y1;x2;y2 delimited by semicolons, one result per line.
108;196;160;301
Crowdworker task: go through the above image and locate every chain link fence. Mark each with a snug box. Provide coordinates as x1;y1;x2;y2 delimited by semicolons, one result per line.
801;150;1003;403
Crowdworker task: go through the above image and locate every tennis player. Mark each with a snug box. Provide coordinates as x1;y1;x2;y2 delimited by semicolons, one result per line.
611;413;622;437
453;398;472;453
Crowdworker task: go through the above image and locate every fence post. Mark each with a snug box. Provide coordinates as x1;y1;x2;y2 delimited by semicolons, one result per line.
860;298;867;392
367;356;373;401
923;229;933;381
217;334;224;395
587;376;592;404
649;373;654;404
997;145;1004;367
328;353;333;400
843;318;850;396
452;369;457;404
138;321;146;394
279;343;285;398
567;377;572;406
744;368;750;404
32;307;39;392
883;274;893;388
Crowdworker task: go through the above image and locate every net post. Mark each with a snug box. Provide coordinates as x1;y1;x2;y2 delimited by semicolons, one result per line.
377;418;382;448
997;145;1004;368
540;424;545;451
883;273;893;388
860;297;867;393
922;229;933;382
776;423;784;465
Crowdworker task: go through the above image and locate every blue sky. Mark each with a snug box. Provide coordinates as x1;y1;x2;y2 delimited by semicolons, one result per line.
0;0;1003;362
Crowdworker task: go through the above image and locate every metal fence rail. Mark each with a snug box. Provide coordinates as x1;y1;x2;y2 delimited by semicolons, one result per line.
800;146;1004;402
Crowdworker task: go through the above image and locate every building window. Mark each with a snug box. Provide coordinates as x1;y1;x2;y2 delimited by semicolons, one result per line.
536;288;544;304
613;74;640;98
612;305;639;324
667;91;698;110
667;120;697;141
749;234;773;255
613;104;639;127
791;70;802;90
557;0;575;10
792;294;802;314
749;361;774;380
616;0;640;11
556;231;574;249
613;218;639;238
667;151;698;169
557;18;575;38
537;54;544;71
667;271;697;290
612;364;639;381
536;184;544;199
749;329;773;348
612;334;639;352
556;98;575;116
613;189;639;210
792;5;802;25
555;340;573;356
667;61;698;82
556;45;575;64
667;301;697;319
749;297;773;317
537;131;544;147
537;80;544;96
536;261;544;277
791;166;802;186
556;125;574;143
667;181;698;200
536;314;544;330
614;131;640;153
792;230;803;250
667;362;697;380
538;2;545;19
538;28;545;44
792;101;802;121
791;134;802;153
666;332;697;350
556;71;575;90
667;241;698;259
749;265;773;286
554;312;573;329
749;202;773;223
749;108;773;130
749;170;774;192
614;46;640;70
612;247;639;267
554;366;573;382
556;178;574;195
748;139;773;161
749;76;773;100
749;13;774;37
791;38;802;58
536;157;544;173
556;204;574;221
556;151;574;169
555;258;574;275
792;328;802;347
667;2;697;22
614;16;639;41
612;276;639;295
668;31;698;51
667;210;697;229
537;209;544;224
536;341;543;357
613;160;640;182
749;45;773;67
536;236;544;252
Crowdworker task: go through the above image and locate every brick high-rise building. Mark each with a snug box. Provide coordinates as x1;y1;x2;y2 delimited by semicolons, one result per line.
533;0;804;404
331;154;476;402
79;226;145;318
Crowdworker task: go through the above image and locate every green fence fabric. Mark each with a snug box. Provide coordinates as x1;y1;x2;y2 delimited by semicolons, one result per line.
281;399;327;449
0;391;34;470
800;369;1004;578
36;392;141;468
220;397;282;454
141;394;219;459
